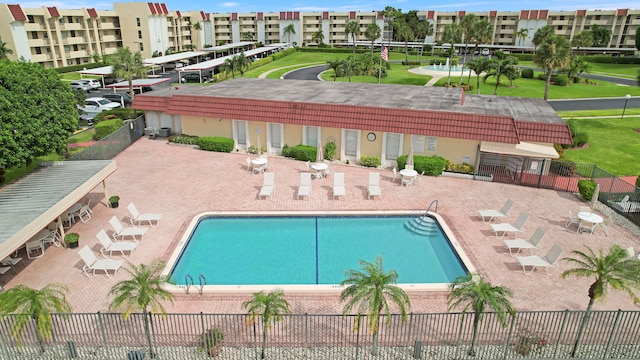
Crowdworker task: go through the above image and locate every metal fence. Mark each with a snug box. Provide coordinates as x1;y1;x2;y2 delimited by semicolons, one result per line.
1;310;639;359
478;155;640;227
67;115;146;161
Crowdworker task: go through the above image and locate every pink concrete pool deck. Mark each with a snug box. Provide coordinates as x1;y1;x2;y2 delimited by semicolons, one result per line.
3;138;639;315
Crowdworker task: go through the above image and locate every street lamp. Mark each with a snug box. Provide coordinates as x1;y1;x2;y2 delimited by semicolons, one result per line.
621;94;631;119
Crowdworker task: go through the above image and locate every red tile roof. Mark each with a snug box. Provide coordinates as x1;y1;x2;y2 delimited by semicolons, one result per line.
161;3;168;14
176;10;181;18
7;4;26;21
87;8;98;18
148;2;156;14
47;6;60;17
516;121;572;145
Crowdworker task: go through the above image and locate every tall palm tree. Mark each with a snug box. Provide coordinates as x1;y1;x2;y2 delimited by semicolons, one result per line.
514;28;529;47
283;23;296;44
340;256;411;355
109;259;175;359
192;22;202;50
415;21;434;60
0;283;72;352
242;290;291;359
0;41;14;60
483;56;519;95
448;274;515;356
364;23;381;55
442;23;462;85
311;30;324;45
459;14;477;65
534;34;572;100
465;57;491;94
562;245;640;357
338;55;359;82
532;25;555;53
395;21;414;64
110;47;147;100
345;21;360;53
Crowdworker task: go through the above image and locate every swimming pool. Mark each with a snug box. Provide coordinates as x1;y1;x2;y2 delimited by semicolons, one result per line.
165;211;473;291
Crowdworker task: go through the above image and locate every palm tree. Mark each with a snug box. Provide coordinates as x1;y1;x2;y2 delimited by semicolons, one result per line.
110;47;147;100
459;14;477;65
327;59;342;81
0;41;13;60
109;259;175;359
395;21;414;64
465;57;491;94
565;55;590;83
447;274;515;356
242;32;254;41
283;23;296;44
364;23;381;55
242;290;291;359
0;283;72;352
192;22;202;50
483;56;519;95
415;21;434;60
532;25;555;53
562;245;640;357
534;34;572;100
338;56;359;82
442;23;462;85
514;28;529;47
311;30;324;45
345;21;360;53
340;256;411;355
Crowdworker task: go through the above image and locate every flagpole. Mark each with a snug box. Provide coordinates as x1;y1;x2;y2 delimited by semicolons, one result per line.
378;46;382;84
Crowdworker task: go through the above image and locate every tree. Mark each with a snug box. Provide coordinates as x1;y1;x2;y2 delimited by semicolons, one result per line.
395;21;414;64
0;41;13;59
447;274;515;356
459;14;477;64
326;58;343;81
234;52;250;77
110;47;147;100
468;19;492;84
0;283;72;352
340;256;411;355
466;57;491;94
192;22;202;49
283;23;296;44
242;32;254;41
564;55;590;82
0;60;78;169
364;23;381;55
571;31;594;49
311;29;324;45
109;260;175;359
636;27;640;53
338;56;359;82
415;20;434;60
242;290;291;359
514;28;529;46
532;25;555;52
442;23;462;85
534;34;572;100
562;245;640;357
345;21;360;53
590;24;612;47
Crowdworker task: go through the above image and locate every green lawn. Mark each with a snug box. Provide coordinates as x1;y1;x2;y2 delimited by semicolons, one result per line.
558;109;640;118
320;65;431;85
516;60;640;79
563;117;640;176
68;128;95;144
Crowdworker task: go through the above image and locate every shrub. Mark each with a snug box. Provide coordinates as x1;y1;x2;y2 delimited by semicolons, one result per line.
554;74;569;86
445;160;475;174
397;155;446;176
521;68;534;78
199;328;224;357
360;156;381;168
402;60;421;66
94;118;124;140
324;141;336;161
271;48;296;60
636;175;640;188
281;144;294;158
573;133;589;147
292;144;317;161
169;134;199;145
94;108;141;123
196;137;234;153
537;74;547;81
578;179;597;201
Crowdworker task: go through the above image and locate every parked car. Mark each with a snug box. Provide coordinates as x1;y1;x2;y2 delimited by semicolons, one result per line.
103;76;125;85
181;73;210;83
103;93;132;107
80;97;122;113
70;81;91;92
86;79;102;90
79;111;95;125
127;86;154;95
481;48;490;56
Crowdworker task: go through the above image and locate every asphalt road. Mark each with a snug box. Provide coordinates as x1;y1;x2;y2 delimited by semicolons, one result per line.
282;64;329;80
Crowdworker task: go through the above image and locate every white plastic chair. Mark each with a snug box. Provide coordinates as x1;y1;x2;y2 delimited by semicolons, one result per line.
297;173;312;200
259;173;275;199
78;245;124;278
128;203;163;227
368;172;381;200
332;172;346;199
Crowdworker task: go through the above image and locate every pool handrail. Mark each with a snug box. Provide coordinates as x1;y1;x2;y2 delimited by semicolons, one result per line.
416;200;439;227
185;273;194;295
198;274;207;295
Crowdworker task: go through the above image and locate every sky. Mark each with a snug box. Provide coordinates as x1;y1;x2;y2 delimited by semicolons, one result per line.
18;0;640;13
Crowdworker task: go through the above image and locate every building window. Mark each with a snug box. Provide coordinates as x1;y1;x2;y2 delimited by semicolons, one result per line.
27;15;35;23
558;25;563;30
31;31;38;39
70;30;76;37
59;18;64;24
61;31;67;38
595;15;601;20
138;31;142;39
35;47;42;54
139;43;144;51
102;18;107;23
64;46;70;52
559;16;565;20
136;18;141;26
67;16;73;23
303;126;320;146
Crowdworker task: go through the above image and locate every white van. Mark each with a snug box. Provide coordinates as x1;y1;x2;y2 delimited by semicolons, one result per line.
481;48;490;56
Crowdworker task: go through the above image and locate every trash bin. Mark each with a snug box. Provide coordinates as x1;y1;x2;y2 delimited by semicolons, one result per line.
144;127;157;139
158;127;171;137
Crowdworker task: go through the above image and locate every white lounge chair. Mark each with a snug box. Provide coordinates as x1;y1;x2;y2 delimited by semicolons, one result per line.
503;227;545;256
333;172;346;199
490;211;528;239
368;172;381;200
127;203;163;227
478;199;513;224
516;243;564;275
97;229;138;259
259;173;275;199
109;216;148;241
78;245;124;278
297;173;312;199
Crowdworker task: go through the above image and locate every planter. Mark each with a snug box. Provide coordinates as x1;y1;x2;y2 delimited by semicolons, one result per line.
110;201;119;208
475;174;494;182
109;196;120;208
65;233;80;249
67;241;79;249
442;171;474;180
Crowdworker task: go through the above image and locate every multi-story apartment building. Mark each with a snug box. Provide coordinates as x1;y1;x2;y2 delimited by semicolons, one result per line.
1;2;638;69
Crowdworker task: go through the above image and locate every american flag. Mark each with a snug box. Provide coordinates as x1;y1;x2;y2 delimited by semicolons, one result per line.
380;44;388;61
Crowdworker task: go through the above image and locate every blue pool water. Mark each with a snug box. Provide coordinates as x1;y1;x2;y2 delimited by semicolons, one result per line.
170;216;467;285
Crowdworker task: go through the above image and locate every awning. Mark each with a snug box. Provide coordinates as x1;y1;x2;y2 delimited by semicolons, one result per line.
0;160;116;261
104;78;172;89
480;141;559;158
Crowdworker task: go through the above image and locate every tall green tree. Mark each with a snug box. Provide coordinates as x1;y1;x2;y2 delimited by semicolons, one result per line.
346;21;360;53
395;21;414;64
109;259;175;359
283;23;296;44
311;29;324;45
364;23;381;55
442;23;462;85
242;291;291;359
0;60;77;169
564;55;590;82
0;41;14;59
0;283;72;353
468;19;493;84
326;58;343;81
534;34;572;100
562;245;640;357
532;25;555;52
447;274;515;356
110;47;147;100
514;28;529;46
466;57;491;94
191;22;202;49
459;14;477;63
338;55;359;82
415;20;434;60
340;256;411;355
483;56;519;95
590;24;612;47
571;31;594;49
636;27;640;53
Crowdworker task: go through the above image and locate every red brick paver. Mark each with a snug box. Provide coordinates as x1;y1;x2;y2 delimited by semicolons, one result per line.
3;138;639;315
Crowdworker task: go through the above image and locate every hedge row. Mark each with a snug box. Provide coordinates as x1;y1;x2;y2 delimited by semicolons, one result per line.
297;47;369;54
396;155;446;176
94;119;124;140
271;48;296;61
94;108;141;123
282;144;317;162
196;137;234;153
54;62;107;74
578;179;597;201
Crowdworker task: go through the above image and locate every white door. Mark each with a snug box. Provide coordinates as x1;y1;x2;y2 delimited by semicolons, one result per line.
232;120;248;150
267;123;283;154
383;132;403;167
342;129;359;163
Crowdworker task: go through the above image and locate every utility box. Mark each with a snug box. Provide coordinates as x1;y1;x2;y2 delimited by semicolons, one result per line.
158;127;171;137
144;127;157;139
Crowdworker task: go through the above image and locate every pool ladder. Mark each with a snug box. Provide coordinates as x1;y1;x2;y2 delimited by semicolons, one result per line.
405;200;440;236
184;274;206;296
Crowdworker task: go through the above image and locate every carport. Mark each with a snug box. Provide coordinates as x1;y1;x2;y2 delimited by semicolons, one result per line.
77;66;114;87
201;41;256;58
0;160;117;261
104;78;172;92
143;51;208;74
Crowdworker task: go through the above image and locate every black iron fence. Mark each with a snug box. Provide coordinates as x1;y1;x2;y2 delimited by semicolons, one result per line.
67;115;146;161
478;154;640;227
1;310;639;359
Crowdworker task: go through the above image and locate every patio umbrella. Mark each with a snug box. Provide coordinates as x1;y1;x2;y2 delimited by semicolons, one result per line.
590;183;600;207
256;135;262;156
316;142;324;163
406;144;414;168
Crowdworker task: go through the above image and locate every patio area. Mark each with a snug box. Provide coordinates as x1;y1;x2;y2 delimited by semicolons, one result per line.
2;137;639;315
